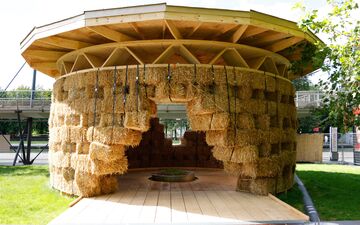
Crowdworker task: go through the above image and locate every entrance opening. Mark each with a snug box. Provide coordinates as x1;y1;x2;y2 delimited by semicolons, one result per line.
126;103;222;169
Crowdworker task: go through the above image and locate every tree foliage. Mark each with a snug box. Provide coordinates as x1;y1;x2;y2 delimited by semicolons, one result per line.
292;76;318;91
296;0;360;132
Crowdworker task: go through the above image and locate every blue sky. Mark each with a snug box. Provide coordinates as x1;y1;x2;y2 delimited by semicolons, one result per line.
0;0;328;90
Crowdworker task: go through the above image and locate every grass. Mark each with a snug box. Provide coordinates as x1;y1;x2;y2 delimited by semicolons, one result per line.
0;165;75;225
277;164;360;221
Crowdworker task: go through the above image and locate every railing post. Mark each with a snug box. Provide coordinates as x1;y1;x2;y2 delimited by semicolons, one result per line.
30;70;37;108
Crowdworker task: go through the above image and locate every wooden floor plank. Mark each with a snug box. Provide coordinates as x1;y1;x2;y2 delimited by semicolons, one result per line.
204;191;238;221
171;191;188;223
122;190;148;223
216;191;253;220
182;190;204;223
49;169;309;225
155;190;171;223
104;188;138;223
138;190;159;223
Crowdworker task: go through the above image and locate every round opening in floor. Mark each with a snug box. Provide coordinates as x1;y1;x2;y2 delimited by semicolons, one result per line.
149;168;197;182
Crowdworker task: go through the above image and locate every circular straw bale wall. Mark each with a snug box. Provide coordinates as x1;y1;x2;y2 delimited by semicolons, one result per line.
48;64;297;196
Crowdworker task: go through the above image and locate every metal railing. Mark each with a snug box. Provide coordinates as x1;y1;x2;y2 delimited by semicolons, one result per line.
0;90;51;111
0;90;324;110
295;91;324;108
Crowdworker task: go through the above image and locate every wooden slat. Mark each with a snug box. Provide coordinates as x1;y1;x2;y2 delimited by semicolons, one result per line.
125;47;144;64
152;45;175;64
186;22;202;37
87;26;135;42
205;191;237;221
30;62;57;70
71;54;93;72
209;48;227;65
265;36;304;52
222;48;249;67
171;191;188;223
38;36;92;50
155;190;171;223
138;190;159;223
182;190;204;222
193;191;220;221
105;188;138;223
178;45;200;64
165;20;182;39
23;50;67;61
122;190;148;223
130;22;145;39
231;25;249;43
84;53;104;68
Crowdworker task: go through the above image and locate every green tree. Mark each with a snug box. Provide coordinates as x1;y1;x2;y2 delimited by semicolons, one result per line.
292;76;318;91
296;0;360;132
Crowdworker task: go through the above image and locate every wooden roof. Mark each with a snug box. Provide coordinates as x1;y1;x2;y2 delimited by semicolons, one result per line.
20;3;322;79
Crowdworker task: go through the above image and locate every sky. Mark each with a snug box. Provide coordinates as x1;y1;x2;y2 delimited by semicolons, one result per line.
0;0;329;90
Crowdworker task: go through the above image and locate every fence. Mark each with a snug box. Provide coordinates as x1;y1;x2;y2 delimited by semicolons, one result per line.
0;90;51;110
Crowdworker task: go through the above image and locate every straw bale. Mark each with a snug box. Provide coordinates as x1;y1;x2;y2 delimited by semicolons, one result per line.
188;114;212;131
241;99;266;115
86;126;111;144
76;142;90;154
80;114;89;127
278;103;288;117
223;161;242;176
90;157;128;175
89;142;125;161
64;114;80;126
53;78;64;100
187;95;215;115
210;113;229;130
49;127;61;143
267;101;277;116
62;167;75;181
153;82;169;102
248;178;276;195
49;151;71;168
60;141;76;153
251;74;265;90
70;127;87;143
59;126;71;142
149;100;157;117
74;171;102;197
212;146;232;161
236;130;264;147
195;66;213;85
259;143;271;157
142;65;168;85
206;130;234;147
237;85;253;100
80;72;96;89
99;113;113;127
230;145;259;163
98;70;113;87
145;85;156;99
266;128;282;144
170;83;190;102
234;69;253;86
72;154;91;173
100;175;118;194
49;141;61;152
265;76;276;92
255;115;270;130
236;113;255;129
112;126;142;146
124;111;150;132
282;129;296;142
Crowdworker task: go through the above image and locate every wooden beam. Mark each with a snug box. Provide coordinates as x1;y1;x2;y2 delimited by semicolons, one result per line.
265;36;304;52
250;32;291;46
178;45;200;64
222;48;249;67
165;20;182;40
230;25;248;43
209;48;227;65
153;45;175;64
262;57;279;75
129;22;145;40
38;36;92;50
23;50;67;61
71;54;92;72
103;48;130;67
241;26;268;39
187;22;202;37
125;47;144;64
87;26;135;42
63;62;74;74
30;62;57;69
247;56;267;70
84;53;104;68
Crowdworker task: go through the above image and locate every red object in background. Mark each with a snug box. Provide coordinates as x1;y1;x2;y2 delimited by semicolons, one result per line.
353;107;360;115
355;144;360;152
313;127;320;132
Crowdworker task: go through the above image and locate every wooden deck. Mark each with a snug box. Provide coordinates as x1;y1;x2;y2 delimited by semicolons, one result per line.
49;169;308;225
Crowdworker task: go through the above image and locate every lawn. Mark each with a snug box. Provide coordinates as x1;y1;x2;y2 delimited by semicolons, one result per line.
0;165;74;225
278;164;360;221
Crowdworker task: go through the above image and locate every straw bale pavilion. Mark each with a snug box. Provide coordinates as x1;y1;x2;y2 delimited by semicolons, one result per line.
20;4;321;197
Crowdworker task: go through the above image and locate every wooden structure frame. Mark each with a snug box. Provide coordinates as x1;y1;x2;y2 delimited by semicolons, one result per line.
20;4;321;198
21;3;321;79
